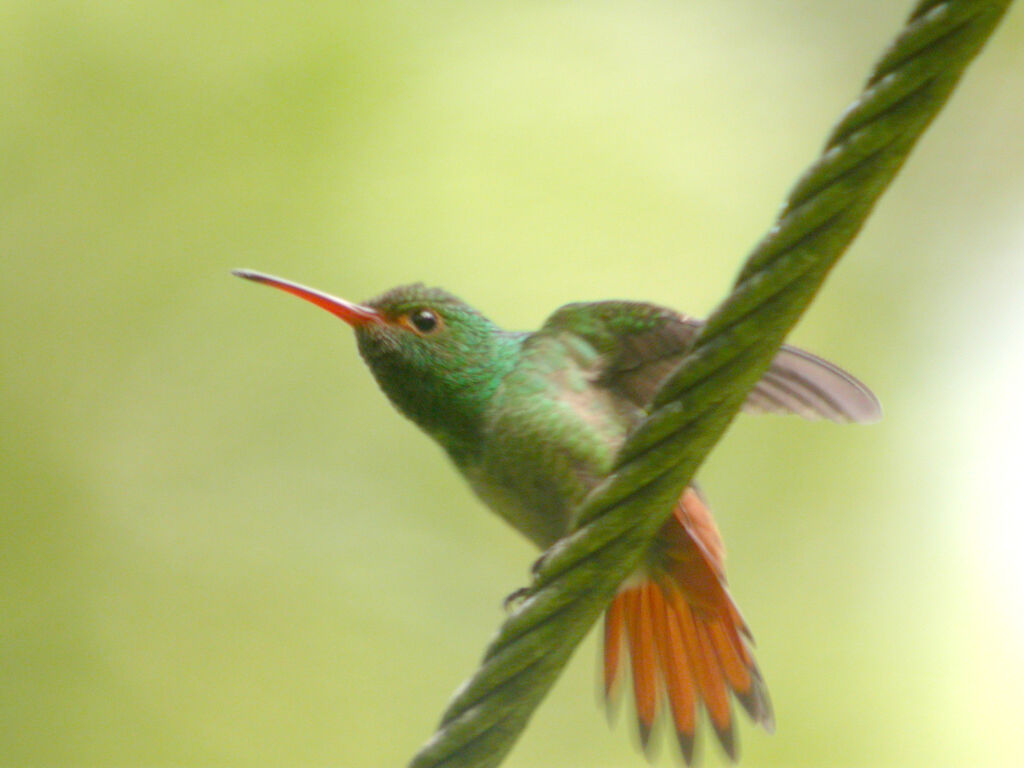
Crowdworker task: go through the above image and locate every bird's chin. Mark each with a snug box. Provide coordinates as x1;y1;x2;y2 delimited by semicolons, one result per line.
355;326;400;358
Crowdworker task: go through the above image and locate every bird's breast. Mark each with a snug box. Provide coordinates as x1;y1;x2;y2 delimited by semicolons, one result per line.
460;349;636;549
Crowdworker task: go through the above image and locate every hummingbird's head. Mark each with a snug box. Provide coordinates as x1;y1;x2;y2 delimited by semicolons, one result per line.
233;270;519;456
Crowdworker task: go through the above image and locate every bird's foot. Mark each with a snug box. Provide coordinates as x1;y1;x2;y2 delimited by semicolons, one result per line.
502;551;553;611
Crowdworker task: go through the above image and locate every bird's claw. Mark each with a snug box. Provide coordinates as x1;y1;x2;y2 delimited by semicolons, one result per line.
530;550;550;575
503;586;534;611
503;550;555;611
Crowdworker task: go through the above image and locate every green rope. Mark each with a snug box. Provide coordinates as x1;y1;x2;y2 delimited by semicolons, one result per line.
407;2;1011;766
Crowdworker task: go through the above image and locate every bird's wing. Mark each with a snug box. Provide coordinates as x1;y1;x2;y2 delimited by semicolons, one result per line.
541;300;881;423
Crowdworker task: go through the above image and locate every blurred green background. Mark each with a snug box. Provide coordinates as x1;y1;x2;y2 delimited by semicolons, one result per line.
3;2;1023;767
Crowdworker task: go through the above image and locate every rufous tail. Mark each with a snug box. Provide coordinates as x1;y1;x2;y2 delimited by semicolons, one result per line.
603;488;774;763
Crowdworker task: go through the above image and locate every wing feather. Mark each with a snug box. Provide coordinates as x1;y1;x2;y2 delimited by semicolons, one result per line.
542;301;880;423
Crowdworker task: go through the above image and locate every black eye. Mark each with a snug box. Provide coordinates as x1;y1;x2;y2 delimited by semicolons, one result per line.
410;309;439;333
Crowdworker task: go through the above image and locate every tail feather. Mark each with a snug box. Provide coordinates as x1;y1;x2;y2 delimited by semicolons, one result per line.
673;586;734;756
651;587;697;763
603;590;625;698
707;619;751;692
602;488;773;763
624;587;659;747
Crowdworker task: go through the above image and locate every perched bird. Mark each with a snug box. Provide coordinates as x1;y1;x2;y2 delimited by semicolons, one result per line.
234;269;881;763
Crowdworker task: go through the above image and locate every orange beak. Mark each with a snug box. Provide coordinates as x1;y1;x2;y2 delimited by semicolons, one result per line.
233;269;382;327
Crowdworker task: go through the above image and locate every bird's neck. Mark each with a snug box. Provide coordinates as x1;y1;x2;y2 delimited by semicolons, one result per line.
373;332;525;463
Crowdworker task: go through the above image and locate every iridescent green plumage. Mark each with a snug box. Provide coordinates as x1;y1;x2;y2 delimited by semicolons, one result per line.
235;270;880;762
356;289;663;544
352;284;878;547
356;284;524;463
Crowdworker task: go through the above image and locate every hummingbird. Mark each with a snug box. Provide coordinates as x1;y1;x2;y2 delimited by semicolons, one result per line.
233;269;881;763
